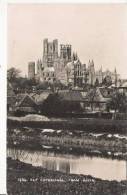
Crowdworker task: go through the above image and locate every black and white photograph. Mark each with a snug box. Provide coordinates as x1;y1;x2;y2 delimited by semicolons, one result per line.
6;2;127;195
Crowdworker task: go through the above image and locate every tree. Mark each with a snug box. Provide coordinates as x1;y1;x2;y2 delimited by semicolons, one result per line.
88;88;97;111
42;93;82;115
36;81;49;90
95;78;99;87
18;78;35;90
107;92;127;113
49;80;67;92
7;67;21;82
102;76;112;87
42;93;63;114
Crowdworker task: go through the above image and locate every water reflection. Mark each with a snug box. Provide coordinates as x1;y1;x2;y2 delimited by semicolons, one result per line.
7;148;126;181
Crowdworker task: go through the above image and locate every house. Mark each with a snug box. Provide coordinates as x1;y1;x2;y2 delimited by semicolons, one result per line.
83;87;111;112
58;90;84;102
32;91;51;105
117;81;127;95
57;90;85;112
14;94;38;114
57;88;112;112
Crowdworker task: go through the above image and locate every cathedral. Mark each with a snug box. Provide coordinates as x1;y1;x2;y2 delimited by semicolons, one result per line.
35;38;72;84
28;38;119;88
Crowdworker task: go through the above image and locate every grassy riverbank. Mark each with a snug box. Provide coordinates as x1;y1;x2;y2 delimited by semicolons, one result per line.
8;116;127;134
7;157;127;195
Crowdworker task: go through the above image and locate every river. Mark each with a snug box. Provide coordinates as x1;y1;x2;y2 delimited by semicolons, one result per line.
7;148;126;181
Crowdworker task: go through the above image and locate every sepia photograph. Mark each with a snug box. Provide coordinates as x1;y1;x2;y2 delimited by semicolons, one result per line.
7;2;127;195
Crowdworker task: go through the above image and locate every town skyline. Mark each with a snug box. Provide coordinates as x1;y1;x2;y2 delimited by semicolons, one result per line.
8;4;127;78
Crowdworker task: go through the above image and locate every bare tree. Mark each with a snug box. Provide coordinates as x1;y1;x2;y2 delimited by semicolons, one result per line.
7;67;21;82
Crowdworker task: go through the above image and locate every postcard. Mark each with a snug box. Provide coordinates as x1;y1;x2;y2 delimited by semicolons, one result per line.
1;1;127;194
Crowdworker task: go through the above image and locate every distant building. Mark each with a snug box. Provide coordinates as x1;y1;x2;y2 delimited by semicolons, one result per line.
35;39;72;84
95;66;103;84
28;38;120;88
43;39;58;67
40;67;55;82
60;44;71;61
66;57;88;88
28;62;35;79
88;60;96;86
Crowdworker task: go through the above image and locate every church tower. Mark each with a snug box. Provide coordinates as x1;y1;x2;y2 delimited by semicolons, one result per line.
53;39;58;59
88;60;96;85
28;62;35;79
97;66;103;84
43;38;48;67
60;44;72;61
42;38;58;67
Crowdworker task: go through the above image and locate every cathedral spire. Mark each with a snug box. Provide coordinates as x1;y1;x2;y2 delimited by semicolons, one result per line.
100;66;102;72
75;52;78;60
88;60;91;68
72;52;77;61
114;67;117;74
91;59;94;66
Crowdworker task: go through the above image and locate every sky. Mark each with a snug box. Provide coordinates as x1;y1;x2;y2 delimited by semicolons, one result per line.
8;4;127;78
